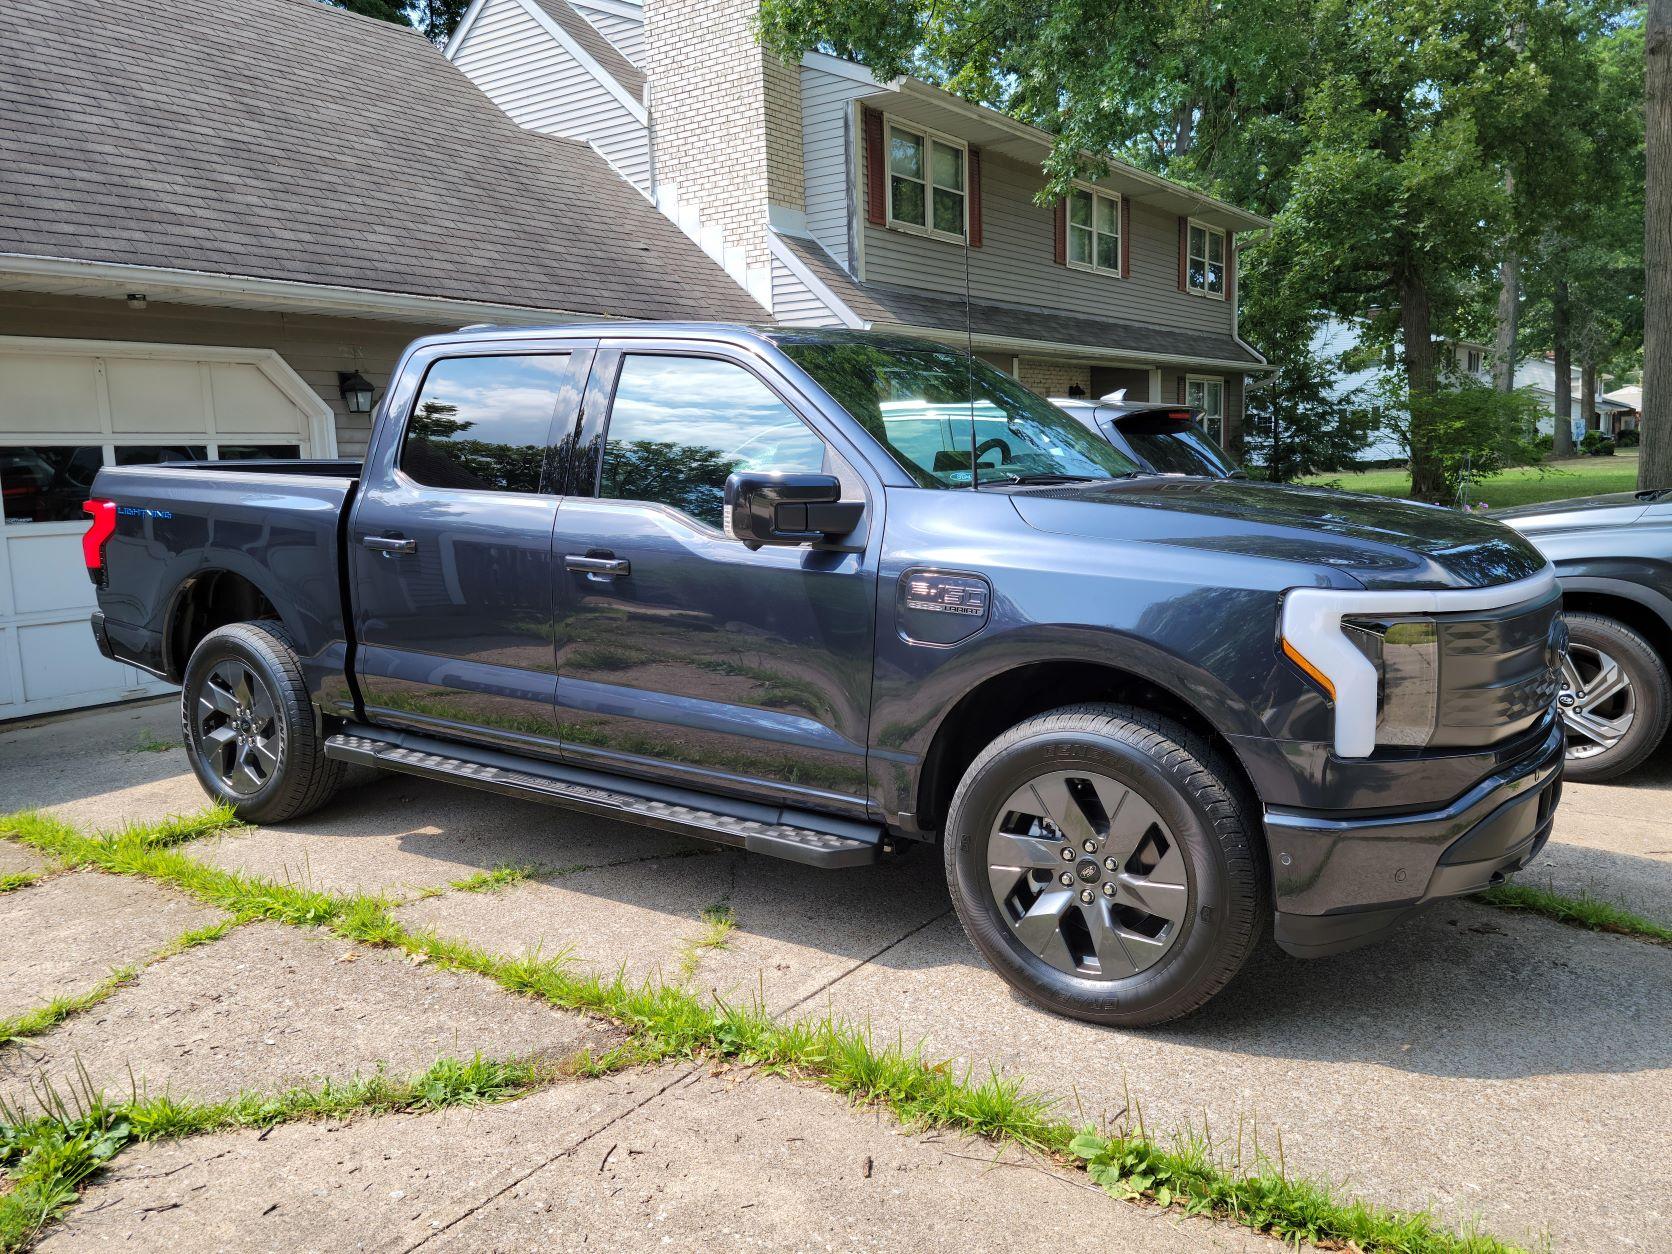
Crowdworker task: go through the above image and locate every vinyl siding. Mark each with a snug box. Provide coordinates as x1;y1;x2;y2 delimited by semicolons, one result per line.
862;149;1236;337
799;64;872;271
452;0;650;190
770;259;842;326
573;2;645;64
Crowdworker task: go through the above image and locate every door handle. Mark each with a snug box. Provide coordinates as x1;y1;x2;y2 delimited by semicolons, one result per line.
565;552;630;578
362;534;416;555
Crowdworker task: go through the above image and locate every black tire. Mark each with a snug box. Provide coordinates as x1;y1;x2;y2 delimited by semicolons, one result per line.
943;703;1266;1027
1559;612;1672;783
180;620;344;823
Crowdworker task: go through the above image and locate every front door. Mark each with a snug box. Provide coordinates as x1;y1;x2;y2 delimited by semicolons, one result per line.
550;348;876;815
350;344;589;754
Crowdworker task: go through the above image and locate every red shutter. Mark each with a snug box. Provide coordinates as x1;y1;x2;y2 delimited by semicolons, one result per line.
1053;199;1067;265
1177;217;1188;290
863;107;885;226
967;147;983;247
1120;196;1131;276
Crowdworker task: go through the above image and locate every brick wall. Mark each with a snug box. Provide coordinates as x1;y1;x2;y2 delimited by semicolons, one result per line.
644;0;802;271
1017;358;1092;398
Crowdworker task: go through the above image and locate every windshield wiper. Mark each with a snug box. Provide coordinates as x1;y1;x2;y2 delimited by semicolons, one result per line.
989;473;1107;486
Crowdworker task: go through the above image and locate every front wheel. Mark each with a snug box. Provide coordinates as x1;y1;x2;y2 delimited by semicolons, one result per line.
181;621;344;823
943;704;1266;1027
1558;612;1671;783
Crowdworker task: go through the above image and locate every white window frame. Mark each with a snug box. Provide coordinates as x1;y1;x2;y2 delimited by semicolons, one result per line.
1186;375;1227;445
1065;183;1122;277
1186;219;1227;299
884;118;969;245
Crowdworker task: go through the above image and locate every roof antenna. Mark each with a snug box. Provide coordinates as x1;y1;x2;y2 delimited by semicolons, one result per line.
963;184;978;491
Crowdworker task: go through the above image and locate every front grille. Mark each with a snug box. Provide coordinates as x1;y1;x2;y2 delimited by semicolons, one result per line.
1430;590;1564;748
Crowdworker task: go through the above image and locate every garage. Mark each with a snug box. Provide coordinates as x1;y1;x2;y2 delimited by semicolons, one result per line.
0;336;335;720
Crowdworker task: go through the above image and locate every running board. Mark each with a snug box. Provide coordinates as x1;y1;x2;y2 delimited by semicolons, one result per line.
324;729;883;868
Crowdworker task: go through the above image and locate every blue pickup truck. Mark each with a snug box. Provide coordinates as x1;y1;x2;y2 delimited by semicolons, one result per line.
83;324;1566;1025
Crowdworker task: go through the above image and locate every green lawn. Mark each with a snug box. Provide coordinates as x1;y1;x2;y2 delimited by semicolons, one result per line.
1302;450;1641;509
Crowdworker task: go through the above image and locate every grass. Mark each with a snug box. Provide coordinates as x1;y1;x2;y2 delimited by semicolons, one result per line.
448;864;541;894
0;805;1529;1254
1477;883;1672;943
128;731;176;754
677;902;736;980
1303;450;1640;509
0;1055;566;1252
0;874;41;895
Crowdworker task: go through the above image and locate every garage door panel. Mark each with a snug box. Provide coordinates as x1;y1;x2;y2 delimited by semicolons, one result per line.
0;355;102;434
0;626;15;707
17;620;133;702
209;363;307;434
8;530;95;616
107;359;207;432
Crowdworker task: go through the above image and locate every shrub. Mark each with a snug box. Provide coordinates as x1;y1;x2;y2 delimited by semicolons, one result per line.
1616;427;1640;448
1409;381;1545;503
1580;430;1616;457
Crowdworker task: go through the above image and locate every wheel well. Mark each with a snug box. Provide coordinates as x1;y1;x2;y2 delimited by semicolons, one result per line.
166;571;280;680
915;660;1257;835
1562;591;1672;663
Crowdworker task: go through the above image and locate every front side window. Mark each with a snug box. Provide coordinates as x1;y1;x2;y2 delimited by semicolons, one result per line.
401;354;572;494
1067;186;1121;274
1186;377;1227;445
887;121;966;242
598;355;826;529
781;341;1141;488
1187;222;1227;296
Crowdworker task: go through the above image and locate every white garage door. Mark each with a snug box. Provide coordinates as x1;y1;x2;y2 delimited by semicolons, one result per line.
0;336;336;721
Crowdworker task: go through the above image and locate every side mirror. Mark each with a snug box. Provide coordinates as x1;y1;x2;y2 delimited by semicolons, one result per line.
724;471;864;549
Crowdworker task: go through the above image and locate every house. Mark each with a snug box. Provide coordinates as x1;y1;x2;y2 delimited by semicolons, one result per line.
0;0;762;720
445;0;1273;447
1314;319;1631;462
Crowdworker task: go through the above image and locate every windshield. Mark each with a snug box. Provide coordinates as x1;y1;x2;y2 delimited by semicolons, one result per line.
780;341;1142;487
1114;414;1241;477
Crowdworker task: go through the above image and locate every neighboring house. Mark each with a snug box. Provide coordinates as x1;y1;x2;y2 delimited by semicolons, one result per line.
446;0;1274;446
1314;319;1630;462
1605;384;1642;432
0;0;761;720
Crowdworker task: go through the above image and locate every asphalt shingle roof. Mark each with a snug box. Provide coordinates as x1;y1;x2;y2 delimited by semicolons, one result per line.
0;0;759;321
777;233;1263;366
527;0;645;97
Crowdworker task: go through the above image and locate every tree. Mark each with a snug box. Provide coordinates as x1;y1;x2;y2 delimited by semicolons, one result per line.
1645;0;1672;489
326;0;472;43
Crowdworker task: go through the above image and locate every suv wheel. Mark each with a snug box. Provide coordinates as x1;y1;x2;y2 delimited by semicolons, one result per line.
1558;612;1671;783
944;704;1266;1027
181;621;344;823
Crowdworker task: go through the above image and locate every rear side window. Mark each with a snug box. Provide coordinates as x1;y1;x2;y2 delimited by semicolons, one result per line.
598;355;826;528
401;354;572;494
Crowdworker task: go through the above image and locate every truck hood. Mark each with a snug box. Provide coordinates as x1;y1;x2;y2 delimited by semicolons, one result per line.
1008;478;1549;590
1492;492;1651;533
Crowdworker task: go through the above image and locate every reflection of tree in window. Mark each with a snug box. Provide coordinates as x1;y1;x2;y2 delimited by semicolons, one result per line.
600;439;741;528
400;354;569;494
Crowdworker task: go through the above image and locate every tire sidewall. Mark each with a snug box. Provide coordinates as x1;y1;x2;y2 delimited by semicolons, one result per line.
181;627;296;816
1562;612;1671;781
945;725;1236;1024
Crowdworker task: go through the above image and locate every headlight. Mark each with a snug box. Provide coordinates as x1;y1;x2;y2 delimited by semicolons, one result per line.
1343;617;1439;748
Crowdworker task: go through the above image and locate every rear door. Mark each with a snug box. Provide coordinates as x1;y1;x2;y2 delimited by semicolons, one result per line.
349;340;591;755
548;343;879;815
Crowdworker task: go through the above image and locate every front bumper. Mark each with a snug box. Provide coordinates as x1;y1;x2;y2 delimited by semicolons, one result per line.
1267;714;1563;958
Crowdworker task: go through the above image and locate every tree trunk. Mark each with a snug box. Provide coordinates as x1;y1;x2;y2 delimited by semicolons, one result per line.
1552;278;1573;458
1401;274;1445;501
1644;0;1672;489
1582;357;1598;433
1493;247;1519;392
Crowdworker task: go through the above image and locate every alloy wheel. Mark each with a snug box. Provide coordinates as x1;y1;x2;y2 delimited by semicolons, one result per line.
195;659;282;795
1559;644;1635;761
986;770;1189;980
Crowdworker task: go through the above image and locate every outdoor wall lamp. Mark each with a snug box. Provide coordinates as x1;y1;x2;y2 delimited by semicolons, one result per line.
338;370;375;414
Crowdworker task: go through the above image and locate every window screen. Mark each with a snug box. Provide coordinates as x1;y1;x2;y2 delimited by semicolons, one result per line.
401;354;571;494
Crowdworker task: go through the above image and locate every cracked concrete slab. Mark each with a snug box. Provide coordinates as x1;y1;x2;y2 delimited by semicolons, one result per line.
0;839;51;878
396;844;951;1012
0;871;223;1022
812;899;1672;1252
0;699;205;831
193;775;699;900
46;1065;1277;1254
0;922;615;1114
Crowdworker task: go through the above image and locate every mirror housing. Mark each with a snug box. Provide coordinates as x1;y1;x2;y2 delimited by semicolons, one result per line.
724;471;864;549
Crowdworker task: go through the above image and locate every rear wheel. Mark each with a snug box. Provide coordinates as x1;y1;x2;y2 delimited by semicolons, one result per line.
943;704;1265;1027
1559;612;1671;782
181;621;344;823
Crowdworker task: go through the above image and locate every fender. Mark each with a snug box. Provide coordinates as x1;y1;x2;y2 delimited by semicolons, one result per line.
1554;569;1672;633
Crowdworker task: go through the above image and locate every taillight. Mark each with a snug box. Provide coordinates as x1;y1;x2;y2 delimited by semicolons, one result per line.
82;499;117;581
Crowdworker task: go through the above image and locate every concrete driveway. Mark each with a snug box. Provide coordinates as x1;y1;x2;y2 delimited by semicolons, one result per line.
1;698;1668;1251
